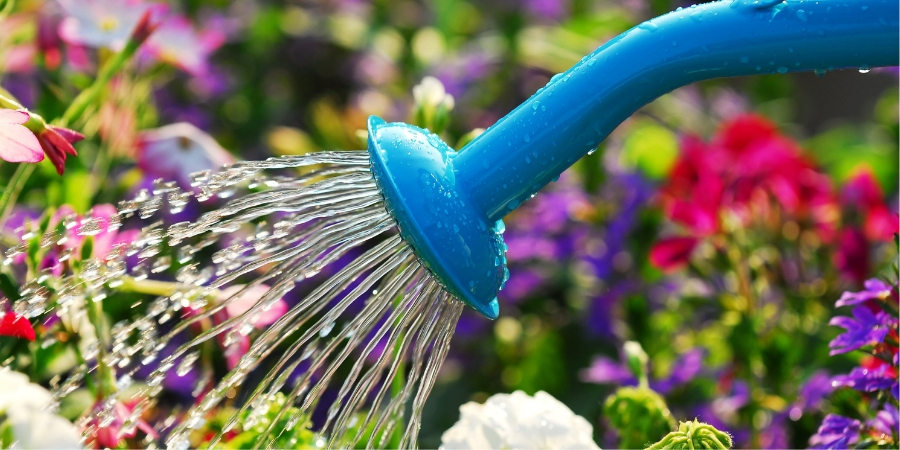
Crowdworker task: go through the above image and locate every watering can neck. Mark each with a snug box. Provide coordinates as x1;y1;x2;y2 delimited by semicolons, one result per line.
453;0;899;223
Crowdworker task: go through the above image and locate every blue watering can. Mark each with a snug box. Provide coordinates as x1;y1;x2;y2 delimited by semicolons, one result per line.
365;0;898;319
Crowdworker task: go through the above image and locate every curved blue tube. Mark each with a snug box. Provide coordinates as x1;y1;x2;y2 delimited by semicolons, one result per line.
453;0;899;222
368;0;898;319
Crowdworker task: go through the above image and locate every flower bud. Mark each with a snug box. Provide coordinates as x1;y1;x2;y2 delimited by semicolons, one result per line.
603;386;675;449
623;340;649;385
647;419;733;450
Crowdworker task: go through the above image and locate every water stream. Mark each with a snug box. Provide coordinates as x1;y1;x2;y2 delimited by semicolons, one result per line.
10;151;465;449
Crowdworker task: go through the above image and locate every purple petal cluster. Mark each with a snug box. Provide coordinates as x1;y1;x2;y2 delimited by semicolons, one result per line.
828;305;896;355
810;414;861;449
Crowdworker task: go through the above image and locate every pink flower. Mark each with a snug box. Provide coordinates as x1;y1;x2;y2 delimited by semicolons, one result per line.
219;284;288;328
136;122;234;189
87;204;140;260
0;109;44;163
57;0;166;51
841;169;899;242
86;399;156;448
0;313;36;341
144;16;224;75
216;284;288;370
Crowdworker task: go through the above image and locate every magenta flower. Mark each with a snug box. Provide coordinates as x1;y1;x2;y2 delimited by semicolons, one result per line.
828;305;896;355
144;16;224;75
136;122;234;189
809;414;860;449
57;0;166;51
0;109;44;163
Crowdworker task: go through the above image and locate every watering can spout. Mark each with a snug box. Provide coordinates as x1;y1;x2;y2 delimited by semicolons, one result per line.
368;0;898;319
453;0;899;223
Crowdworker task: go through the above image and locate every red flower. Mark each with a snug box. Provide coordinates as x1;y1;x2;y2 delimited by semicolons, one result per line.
36;125;84;175
649;236;698;272
842;169;899;242
0;313;36;341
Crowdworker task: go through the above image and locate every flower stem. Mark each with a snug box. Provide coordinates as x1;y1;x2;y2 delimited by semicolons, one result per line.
117;276;183;297
58;34;146;128
0;163;35;230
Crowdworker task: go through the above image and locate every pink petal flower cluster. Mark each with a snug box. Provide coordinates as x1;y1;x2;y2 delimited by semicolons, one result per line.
650;114;839;272
0;109;84;174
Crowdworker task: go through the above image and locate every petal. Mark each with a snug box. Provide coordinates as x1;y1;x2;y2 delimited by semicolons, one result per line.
0;124;44;163
48;125;85;146
0;313;36;341
0;109;29;125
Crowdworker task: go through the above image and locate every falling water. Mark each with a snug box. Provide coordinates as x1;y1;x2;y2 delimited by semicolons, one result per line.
8;151;467;449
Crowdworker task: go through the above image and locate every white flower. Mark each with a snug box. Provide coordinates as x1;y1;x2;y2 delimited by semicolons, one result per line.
440;390;600;450
0;369;83;449
412;76;455;111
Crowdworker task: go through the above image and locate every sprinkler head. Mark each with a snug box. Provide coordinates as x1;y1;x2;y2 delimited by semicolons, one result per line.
367;116;506;319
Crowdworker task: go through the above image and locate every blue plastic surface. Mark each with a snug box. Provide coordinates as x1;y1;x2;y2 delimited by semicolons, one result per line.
367;117;505;319
368;0;898;319
453;0;899;222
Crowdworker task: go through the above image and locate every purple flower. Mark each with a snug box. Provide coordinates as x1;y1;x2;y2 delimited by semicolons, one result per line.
832;365;896;393
579;356;634;385
499;268;547;303
828;305;896;355
580;348;705;395
796;371;834;411
651;348;705;394
869;405;899;438
809;414;860;449
836;279;894;307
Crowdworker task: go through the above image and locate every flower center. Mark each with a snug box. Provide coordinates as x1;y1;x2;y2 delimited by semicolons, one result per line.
99;17;119;32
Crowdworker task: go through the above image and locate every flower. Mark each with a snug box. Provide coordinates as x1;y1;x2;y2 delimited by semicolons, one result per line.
841;168;899;242
869;405;899;439
57;0;165;51
0;369;83;449
143;16;224;75
36;124;84;175
832;365;896;393
649;236;698;272
828;305;896;355
836;279;894;307
0;109;44;163
0;312;35;341
581;348;705;395
440;391;599;450
214;284;288;370
136;122;234;189
651;114;840;271
84;398;156;448
809;414;860;449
